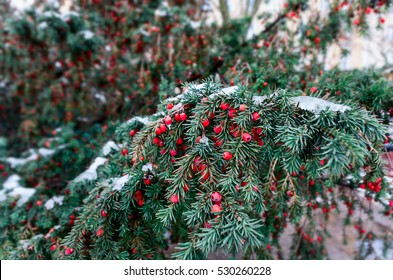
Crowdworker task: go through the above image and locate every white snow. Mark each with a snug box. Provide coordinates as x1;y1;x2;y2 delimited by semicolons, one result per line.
5;145;67;168
73;157;107;182
102;141;119;156
94;93;106;103
290;96;351;114
127;116;152;125
199;135;209;144
0;174;36;206
111;175;131;191
38;22;48;29
79;30;94;40
142;163;154;174
44;196;64;210
6;149;39;168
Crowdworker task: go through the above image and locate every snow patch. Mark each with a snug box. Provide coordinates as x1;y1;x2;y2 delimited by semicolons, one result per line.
0;175;36;206
79;30;94;40
112;175;131;191
38;22;48;29
142;162;155;174
6;149;39;168
73;157;107;182
290;96;351;114
44;196;64;210
128;116;152;125
102;141;119;156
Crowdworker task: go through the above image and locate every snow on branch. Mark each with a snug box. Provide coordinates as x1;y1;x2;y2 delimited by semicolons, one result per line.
0;174;36;206
73;157;107;183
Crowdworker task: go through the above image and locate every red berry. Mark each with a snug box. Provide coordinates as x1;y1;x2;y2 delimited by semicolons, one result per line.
96;229;104;237
389;201;393;207
36;200;43;206
138;198;144;206
239;104;247;111
286;190;294;197
242;133;252;142
167;103;174;110
50;245;56;251
144;178;151;185
353;19;360;25
365;7;372;14
129;130;135;137
214;125;223;134
228;108;237;118
223;151;233;161
202;119;210;127
121;149;128;156
153;137;160;145
310;87;317;93
170;149;177;157
211;192;222;203
0;164;4;171
170;194;179;204
252;112;260;121
65;248;74;255
309;180;315;187
211;204;222;213
220;102;230;110
164;116;172;125
159;124;167;133
176;138;183;145
101;210;107;217
174;113;181;122
359;183;365;189
180;113;187;121
380;18;385;24
314;37;321;44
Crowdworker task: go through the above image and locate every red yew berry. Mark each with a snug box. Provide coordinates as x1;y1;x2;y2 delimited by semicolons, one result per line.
167;103;174;110
223;151;233;161
309;180;315;187
220;102;230;110
214;125;223;134
211;192;222;203
252;112;260;121
101;210;107;217
144;178;151;185
211;204;222;213
286;190;294;197
180;113;187;121
380;18;385;24
65;248;74;255
129;130;135;137
36;200;43;206
170;149;177;157
170;194;179;204
176;138;183;145
202;119;210;127
228;108;237;118
96;229;104;237
310;87;317;93
159;124;167;133
239;104;247;111
242;133;252;142
50;245;57;251
164;116;172;125
314;37;321;44
174;113;181;122
121;149;128;156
